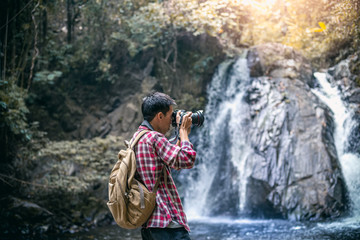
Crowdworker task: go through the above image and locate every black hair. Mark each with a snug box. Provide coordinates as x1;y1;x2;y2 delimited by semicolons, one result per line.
142;92;176;122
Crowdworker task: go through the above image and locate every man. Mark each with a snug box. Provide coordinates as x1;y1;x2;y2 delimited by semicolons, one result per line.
132;92;196;240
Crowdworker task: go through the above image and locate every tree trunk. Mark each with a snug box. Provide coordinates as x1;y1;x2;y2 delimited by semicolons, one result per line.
2;8;9;81
42;0;47;43
66;0;72;43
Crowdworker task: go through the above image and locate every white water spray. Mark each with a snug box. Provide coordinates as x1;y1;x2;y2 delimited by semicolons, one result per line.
184;58;253;218
312;72;360;228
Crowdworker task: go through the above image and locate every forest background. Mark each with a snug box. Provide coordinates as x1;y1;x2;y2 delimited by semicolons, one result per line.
0;0;360;238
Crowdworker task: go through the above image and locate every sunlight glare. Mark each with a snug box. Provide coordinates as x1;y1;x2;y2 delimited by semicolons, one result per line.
242;0;277;8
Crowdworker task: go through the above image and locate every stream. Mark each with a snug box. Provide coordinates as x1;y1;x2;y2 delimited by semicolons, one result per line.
54;217;360;240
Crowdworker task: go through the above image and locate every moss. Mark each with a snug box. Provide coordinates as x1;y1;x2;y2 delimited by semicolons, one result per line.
14;135;124;230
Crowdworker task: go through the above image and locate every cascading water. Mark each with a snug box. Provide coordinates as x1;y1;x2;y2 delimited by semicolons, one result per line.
184;57;254;218
184;56;359;229
312;69;360;228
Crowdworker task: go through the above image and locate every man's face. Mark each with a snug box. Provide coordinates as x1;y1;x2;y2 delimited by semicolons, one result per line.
160;105;173;135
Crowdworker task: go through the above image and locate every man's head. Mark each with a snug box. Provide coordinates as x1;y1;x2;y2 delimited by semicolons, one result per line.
142;92;176;134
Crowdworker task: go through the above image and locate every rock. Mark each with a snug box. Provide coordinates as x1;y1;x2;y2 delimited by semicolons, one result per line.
248;43;313;86
107;77;158;138
242;44;348;220
326;56;360;155
348;88;360;103
205;118;241;216
78;114;99;138
247;49;263;77
0;196;54;237
8;197;53;220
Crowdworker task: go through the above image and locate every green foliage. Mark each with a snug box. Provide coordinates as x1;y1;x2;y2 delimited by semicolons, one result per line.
0;78;31;142
32;0;358;86
116;0;247;56
239;0;360;62
33;70;62;84
110;0;359;63
193;56;214;74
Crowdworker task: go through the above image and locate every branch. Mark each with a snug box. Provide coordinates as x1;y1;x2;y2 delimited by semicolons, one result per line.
0;0;34;31
162;37;178;73
27;1;40;91
2;9;9;81
0;173;58;189
172;37;177;72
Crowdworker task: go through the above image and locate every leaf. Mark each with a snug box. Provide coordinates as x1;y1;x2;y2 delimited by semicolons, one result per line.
47;74;55;81
312;28;323;32
53;71;63;77
25;133;32;141
0;101;7;110
0;80;8;86
318;22;326;30
22;23;30;30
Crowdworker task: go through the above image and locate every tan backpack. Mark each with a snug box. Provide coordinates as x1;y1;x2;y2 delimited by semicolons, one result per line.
107;130;163;229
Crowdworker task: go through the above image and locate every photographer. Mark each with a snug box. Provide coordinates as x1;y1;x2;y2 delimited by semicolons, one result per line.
132;92;196;240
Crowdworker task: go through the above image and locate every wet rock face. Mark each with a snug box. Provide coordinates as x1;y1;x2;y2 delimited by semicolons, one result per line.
327;56;360;156
247;43;313;86
243;44;348;220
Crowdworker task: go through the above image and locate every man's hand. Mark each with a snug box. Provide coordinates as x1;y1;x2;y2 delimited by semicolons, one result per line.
179;112;192;142
176;111;181;128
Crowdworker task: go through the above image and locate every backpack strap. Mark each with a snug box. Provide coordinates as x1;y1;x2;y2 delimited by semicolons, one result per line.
130;130;150;149
131;129;175;205
130;129;161;193
152;167;168;193
152;168;163;193
152;166;175;204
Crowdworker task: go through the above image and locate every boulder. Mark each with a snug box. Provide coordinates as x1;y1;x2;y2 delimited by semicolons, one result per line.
243;44;348;220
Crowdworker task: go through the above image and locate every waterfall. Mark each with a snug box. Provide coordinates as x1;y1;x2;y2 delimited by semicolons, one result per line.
184;58;253;218
183;56;359;225
312;71;360;224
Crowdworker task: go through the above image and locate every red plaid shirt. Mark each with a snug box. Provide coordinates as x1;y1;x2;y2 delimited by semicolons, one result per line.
132;125;196;231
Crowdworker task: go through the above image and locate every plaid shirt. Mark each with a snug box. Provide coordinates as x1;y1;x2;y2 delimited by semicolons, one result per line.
132;125;196;231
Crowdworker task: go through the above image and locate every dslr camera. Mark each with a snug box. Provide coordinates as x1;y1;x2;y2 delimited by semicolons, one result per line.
171;110;205;127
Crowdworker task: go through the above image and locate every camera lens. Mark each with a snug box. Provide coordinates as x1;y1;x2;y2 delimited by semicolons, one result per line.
191;110;204;127
172;110;205;127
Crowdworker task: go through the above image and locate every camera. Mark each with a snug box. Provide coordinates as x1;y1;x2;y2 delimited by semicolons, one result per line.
171;110;205;127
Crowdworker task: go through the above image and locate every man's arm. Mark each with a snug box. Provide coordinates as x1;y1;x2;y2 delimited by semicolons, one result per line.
153;112;196;169
152;135;196;169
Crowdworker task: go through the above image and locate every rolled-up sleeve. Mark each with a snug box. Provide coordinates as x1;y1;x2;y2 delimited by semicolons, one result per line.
152;133;196;170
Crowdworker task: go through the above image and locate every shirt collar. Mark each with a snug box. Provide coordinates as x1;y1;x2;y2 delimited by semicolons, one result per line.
140;120;155;131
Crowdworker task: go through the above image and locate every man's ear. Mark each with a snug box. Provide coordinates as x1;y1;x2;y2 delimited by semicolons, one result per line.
158;112;164;120
155;112;163;121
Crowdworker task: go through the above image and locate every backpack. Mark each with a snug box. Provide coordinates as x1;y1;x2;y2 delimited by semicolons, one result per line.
107;130;163;229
